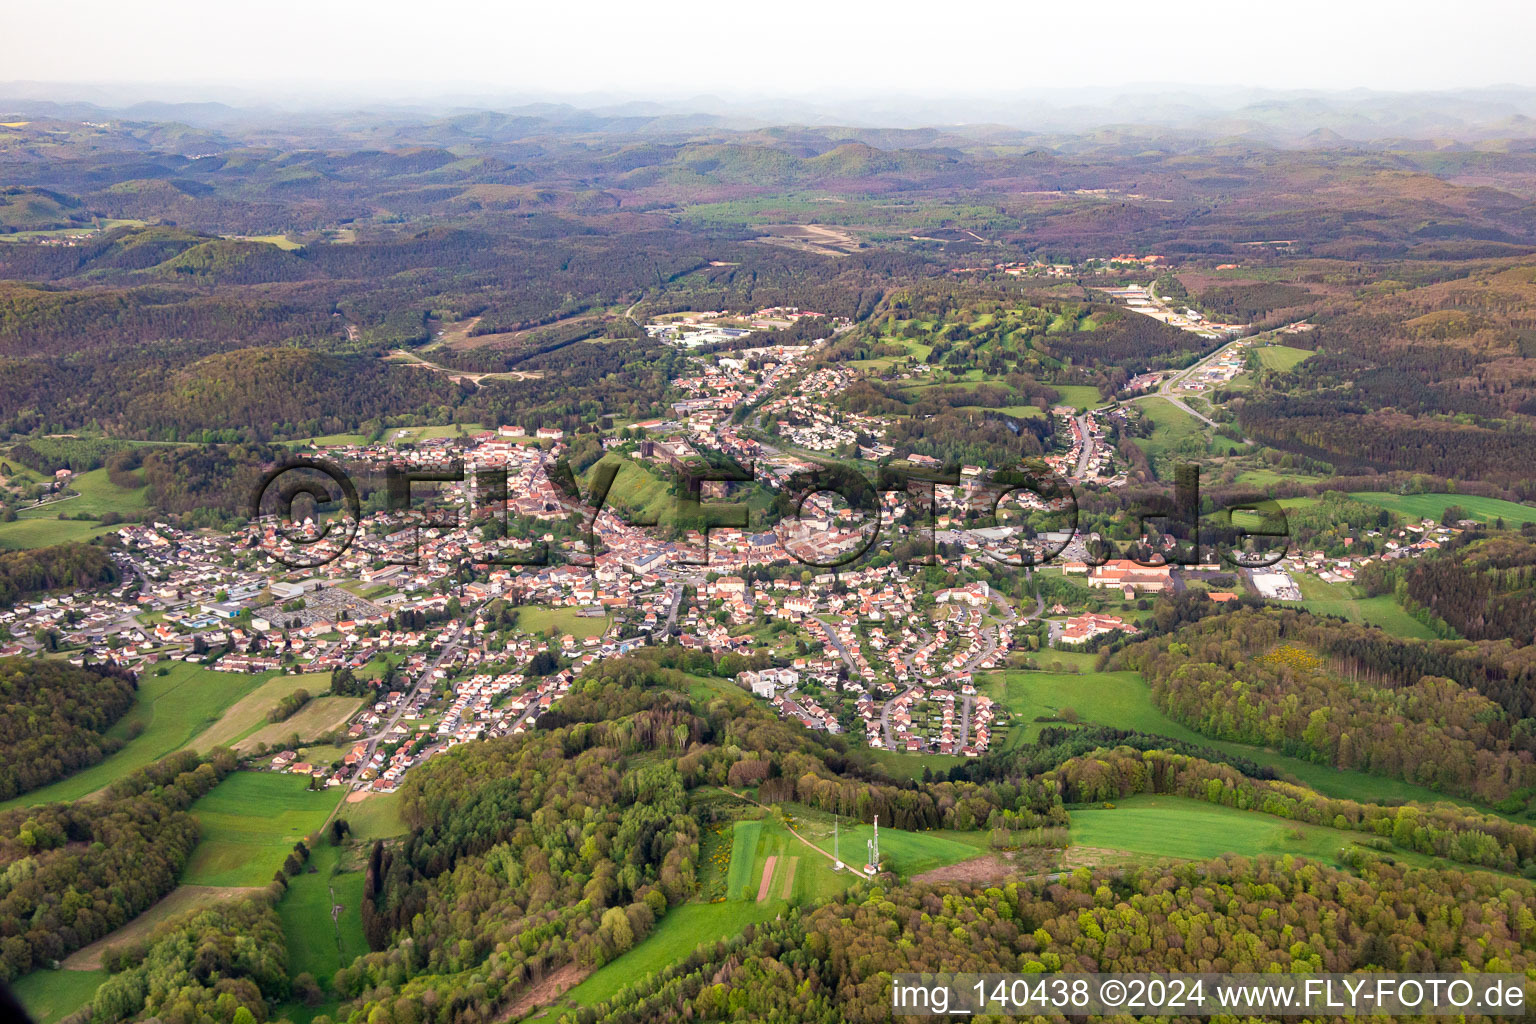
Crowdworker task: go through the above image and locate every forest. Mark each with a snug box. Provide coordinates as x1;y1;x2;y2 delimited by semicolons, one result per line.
0;659;137;800
0;749;236;980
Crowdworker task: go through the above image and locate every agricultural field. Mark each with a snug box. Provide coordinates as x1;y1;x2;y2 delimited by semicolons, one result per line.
189;672;332;752
0;663;274;810
234;696;365;754
180;771;344;887
1052;384;1109;410
1346;491;1536;527
515;604;611;639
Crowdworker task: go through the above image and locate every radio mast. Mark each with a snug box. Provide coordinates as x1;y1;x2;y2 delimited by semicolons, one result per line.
865;814;880;874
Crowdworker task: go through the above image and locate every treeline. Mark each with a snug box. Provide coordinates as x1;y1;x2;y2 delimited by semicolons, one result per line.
1402;531;1536;645
1121;606;1536;803
1048;746;1536;872
949;723;1281;786
0;658;137;800
562;856;1536;1024
0;749;236;979
268;688;312;723
0;540;118;606
61;894;288;1024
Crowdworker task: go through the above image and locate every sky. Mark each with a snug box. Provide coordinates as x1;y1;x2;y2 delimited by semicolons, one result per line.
8;0;1533;102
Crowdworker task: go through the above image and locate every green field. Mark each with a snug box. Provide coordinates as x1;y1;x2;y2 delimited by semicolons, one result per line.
277;842;368;988
1286;575;1437;639
17;467;148;520
0;515;123;550
0;663;275;810
1346;491;1536;527
1052;385;1107;410
1135;396;1210;470
515;605;611;639
181;772;344;887
13;968;108;1024
784;804;992;877
990;669;1473;808
190;672;331;751
723;819;764;900
338;791;408;841
1255;345;1314;371
561;901;781;1008
1070;794;1429;869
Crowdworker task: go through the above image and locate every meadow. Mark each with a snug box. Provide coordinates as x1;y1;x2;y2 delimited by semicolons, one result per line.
1347;491;1536;527
181;772;344;887
0;516;123;550
1287;575;1437;639
0;663;273;810
338;791;409;841
1254;344;1314;371
277;842;368;990
61;885;263;970
559;901;782;1008
1069;794;1449;872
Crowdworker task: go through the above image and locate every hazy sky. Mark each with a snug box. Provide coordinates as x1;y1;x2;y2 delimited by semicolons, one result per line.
10;0;1532;100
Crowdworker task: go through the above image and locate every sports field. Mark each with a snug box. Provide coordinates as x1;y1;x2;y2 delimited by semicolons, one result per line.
181;771;345;887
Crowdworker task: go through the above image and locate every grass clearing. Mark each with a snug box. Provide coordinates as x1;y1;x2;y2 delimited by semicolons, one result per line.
560;901;781;1008
0;663;274;810
1255;345;1314;371
0;516;122;550
338;790;409;841
278;842;368;988
182;772;344;887
990;668;1473;808
1285;575;1437;639
17;467;147;521
1070;794;1450;872
13;968;108;1024
1053;385;1108;410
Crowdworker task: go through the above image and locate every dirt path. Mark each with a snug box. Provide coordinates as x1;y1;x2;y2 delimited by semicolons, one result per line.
778;856;798;899
756;855;778;902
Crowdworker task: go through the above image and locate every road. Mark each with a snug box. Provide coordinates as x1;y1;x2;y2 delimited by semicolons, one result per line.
351;635;462;791
1071;413;1097;478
